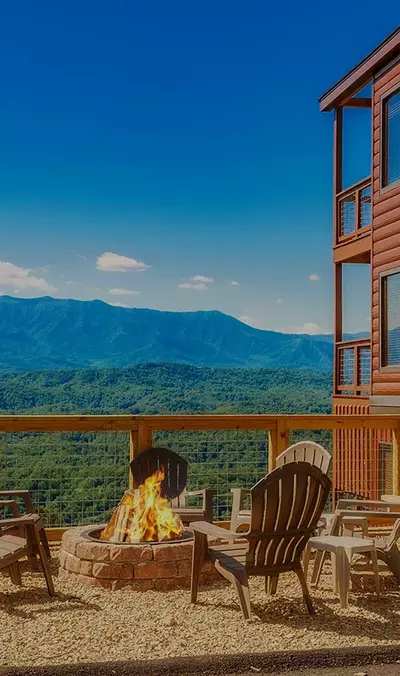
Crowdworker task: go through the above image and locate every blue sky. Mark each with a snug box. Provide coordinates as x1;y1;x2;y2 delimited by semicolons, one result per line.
0;2;396;334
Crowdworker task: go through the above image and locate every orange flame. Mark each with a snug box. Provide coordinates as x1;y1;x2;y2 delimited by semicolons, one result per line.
100;469;184;543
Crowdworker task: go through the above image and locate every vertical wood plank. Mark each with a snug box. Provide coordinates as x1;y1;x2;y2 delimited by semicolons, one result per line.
392;423;400;496
333;106;343;245
268;420;287;471
129;429;139;489
129;424;153;488
268;428;277;472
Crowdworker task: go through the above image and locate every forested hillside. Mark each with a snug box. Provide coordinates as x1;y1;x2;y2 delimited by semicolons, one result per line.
0;362;332;415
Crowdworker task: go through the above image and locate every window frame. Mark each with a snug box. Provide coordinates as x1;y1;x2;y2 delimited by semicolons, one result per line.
380;266;400;371
380;84;400;193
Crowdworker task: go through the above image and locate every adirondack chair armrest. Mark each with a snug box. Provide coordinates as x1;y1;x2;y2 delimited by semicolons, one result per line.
0;490;35;513
186;489;213;522
190;521;238;540
0;515;38;529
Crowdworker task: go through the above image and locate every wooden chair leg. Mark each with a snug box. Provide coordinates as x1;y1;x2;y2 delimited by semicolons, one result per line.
310;550;326;589
232;573;251;620
191;530;207;603
31;525;54;596
295;564;315;616
9;562;22;586
265;575;279;596
38;526;51;560
371;549;380;601
25;524;40;572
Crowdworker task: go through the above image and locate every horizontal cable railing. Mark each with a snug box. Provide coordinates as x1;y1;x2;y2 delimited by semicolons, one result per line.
336;339;371;396
336;177;371;245
0;414;399;531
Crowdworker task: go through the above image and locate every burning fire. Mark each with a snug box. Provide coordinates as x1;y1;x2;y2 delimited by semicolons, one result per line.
100;469;184;543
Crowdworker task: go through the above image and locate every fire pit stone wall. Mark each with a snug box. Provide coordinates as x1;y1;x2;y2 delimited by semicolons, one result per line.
58;526;220;591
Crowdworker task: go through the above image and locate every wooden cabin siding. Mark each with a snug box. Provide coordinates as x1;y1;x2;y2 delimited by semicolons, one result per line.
371;66;400;395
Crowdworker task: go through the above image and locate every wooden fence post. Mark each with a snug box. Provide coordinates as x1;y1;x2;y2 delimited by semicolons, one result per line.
268;418;288;471
392;423;400;496
129;423;153;489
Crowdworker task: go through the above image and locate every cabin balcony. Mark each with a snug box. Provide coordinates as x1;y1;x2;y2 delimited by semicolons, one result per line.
335;338;371;397
334;177;372;263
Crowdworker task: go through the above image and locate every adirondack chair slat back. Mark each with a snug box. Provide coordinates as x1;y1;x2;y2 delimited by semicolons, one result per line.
246;462;331;571
276;441;331;475
130;447;188;500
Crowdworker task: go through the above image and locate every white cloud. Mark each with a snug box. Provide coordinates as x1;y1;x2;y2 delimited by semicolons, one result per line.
77;255;88;261
0;261;57;294
230;280;240;286
108;301;129;308
289;322;326;335
238;315;261;328
308;273;321;281
276;297;283;304
108;288;140;296
97;252;150;273
191;275;214;283
66;280;78;285
177;282;208;290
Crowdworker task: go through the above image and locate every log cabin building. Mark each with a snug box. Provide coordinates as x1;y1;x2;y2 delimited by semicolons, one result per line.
320;27;400;500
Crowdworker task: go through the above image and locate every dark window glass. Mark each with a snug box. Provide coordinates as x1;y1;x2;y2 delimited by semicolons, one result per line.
382;272;400;366
383;90;400;187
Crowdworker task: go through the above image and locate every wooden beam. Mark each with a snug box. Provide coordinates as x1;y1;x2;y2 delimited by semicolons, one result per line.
334;107;343;197
0;414;399;433
0;415;140;432
333;233;372;263
344;97;372;108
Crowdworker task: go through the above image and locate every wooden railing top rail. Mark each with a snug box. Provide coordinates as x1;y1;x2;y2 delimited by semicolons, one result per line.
0;413;400;432
336;176;371;199
336;338;371;349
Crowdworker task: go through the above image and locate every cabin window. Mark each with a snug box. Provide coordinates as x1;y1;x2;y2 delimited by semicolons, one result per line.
382;89;400;187
382;270;400;367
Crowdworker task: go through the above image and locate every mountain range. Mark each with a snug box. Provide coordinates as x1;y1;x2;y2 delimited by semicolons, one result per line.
0;295;367;372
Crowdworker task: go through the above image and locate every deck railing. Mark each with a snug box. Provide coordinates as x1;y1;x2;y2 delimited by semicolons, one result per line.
336;177;371;246
0;414;399;535
335;339;371;396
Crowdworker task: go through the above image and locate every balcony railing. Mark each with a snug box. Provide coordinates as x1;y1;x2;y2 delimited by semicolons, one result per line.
0;413;399;533
336;339;371;396
336;177;371;246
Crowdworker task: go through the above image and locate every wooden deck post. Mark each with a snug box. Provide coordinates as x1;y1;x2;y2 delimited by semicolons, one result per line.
392;422;400;496
129;423;153;489
268;419;288;471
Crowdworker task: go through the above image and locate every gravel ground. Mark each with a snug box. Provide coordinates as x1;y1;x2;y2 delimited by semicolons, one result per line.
1;554;400;668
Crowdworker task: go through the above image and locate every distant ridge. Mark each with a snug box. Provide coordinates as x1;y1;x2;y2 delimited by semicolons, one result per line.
0;295;367;372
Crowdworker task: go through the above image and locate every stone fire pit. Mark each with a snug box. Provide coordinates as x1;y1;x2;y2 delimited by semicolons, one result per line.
59;525;219;590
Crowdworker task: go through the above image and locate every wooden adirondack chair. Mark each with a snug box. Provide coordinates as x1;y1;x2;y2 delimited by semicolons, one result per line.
191;462;331;619
0;514;54;596
130;447;213;524
230;442;331;532
0;490;51;568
